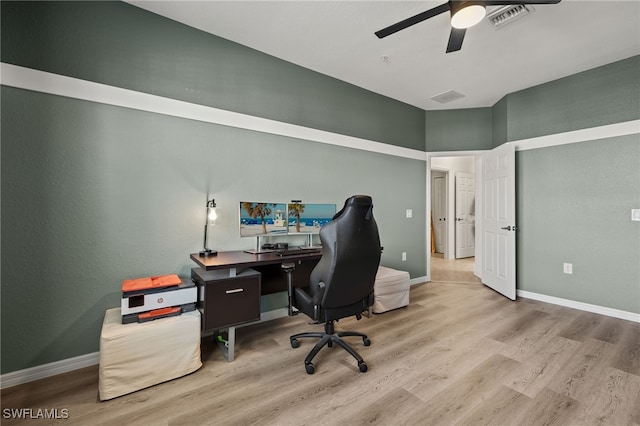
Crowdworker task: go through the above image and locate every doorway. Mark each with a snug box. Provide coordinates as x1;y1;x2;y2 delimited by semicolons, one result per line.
427;153;481;282
426;146;517;299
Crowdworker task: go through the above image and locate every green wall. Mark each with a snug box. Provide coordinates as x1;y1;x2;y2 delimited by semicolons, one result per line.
491;96;508;148
510;55;640;314
503;55;640;142
517;136;640;313
425;107;493;152
1;1;426;374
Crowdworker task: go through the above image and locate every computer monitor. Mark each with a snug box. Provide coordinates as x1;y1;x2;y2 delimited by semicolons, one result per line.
239;201;288;238
287;203;336;235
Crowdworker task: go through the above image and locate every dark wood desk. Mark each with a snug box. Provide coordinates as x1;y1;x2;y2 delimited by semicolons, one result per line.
189;249;322;361
190;249;322;295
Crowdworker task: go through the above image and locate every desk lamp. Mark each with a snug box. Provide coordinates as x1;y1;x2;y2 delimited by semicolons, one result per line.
200;199;218;256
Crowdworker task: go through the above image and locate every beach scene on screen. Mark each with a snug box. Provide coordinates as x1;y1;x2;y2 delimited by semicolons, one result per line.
239;202;288;237
288;203;336;234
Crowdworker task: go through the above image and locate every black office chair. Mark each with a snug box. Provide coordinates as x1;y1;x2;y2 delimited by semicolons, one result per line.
288;195;382;374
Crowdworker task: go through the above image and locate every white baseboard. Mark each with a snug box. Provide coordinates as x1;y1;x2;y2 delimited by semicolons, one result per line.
409;276;428;286
517;290;640;323
0;352;100;390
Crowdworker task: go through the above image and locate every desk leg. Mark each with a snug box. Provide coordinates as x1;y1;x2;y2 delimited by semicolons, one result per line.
282;262;298;316
216;327;236;362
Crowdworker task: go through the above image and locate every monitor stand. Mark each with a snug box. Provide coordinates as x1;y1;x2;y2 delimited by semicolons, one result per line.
245;235;321;254
244;236;276;254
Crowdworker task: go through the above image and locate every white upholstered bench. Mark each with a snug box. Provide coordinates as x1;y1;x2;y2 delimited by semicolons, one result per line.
99;308;202;400
372;266;410;313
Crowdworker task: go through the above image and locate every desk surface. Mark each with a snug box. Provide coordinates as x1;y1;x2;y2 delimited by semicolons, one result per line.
190;249;322;271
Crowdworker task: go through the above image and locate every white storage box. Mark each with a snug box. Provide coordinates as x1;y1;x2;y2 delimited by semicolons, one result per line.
99;308;202;400
373;266;410;313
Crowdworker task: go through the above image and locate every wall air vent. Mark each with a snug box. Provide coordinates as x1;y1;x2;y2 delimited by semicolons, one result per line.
486;5;535;28
430;90;465;104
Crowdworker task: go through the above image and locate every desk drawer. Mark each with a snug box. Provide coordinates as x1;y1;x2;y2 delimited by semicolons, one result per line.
192;268;261;331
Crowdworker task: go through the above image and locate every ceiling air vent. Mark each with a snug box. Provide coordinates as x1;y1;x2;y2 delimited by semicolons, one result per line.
430;90;465;104
486;5;535;28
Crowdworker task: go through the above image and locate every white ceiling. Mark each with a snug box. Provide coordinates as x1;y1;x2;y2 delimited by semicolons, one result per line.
128;0;640;110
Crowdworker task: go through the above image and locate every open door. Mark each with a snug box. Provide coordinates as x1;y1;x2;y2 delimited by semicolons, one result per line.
481;143;516;300
455;172;475;259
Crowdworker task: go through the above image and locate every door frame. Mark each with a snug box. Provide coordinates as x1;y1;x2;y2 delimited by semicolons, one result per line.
425;150;486;283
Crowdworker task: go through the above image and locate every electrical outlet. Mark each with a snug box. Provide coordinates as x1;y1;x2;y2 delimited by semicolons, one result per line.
406;209;412;218
563;263;573;274
632;209;640;221
402;252;407;261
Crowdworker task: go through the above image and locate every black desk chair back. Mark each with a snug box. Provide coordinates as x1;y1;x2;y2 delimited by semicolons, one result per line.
289;195;382;374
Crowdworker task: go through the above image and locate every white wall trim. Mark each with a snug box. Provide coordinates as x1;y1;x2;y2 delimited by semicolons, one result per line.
511;119;640;151
0;62;427;161
3;63;637;162
518;290;640;323
0;352;100;389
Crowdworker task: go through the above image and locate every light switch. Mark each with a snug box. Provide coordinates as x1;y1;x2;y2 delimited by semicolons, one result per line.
632;209;640;222
406;209;413;218
563;263;573;274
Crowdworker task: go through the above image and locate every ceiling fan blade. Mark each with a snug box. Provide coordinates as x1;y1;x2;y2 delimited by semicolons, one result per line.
375;2;450;39
484;0;561;4
446;28;466;53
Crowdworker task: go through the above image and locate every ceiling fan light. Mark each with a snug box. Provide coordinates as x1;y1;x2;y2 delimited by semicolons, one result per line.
451;4;486;29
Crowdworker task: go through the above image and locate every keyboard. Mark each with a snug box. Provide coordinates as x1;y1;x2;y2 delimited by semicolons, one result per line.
277;247;322;257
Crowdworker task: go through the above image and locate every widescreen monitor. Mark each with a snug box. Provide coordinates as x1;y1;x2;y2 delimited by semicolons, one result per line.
239;201;288;238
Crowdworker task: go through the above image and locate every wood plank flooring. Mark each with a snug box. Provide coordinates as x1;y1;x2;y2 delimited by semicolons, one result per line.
2;268;639;425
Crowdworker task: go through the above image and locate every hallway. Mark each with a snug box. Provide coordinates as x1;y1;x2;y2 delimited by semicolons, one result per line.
430;253;481;284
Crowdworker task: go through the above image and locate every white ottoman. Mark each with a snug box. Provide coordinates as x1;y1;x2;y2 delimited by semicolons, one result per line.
373;266;410;313
99;308;202;400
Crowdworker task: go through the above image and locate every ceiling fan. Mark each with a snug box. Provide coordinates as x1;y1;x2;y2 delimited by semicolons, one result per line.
375;0;561;53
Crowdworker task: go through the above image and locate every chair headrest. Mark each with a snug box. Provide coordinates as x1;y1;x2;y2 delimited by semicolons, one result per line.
333;195;374;220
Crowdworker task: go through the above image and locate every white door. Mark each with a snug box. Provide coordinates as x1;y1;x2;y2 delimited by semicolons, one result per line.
433;173;447;254
481;143;516;300
455;172;475;258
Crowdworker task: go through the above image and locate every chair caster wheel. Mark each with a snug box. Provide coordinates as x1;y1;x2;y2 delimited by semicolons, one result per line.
363;337;371;346
358;361;368;373
305;363;315;374
290;338;300;348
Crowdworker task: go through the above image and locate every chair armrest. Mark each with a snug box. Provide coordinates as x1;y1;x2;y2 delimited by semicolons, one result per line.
312;282;326;320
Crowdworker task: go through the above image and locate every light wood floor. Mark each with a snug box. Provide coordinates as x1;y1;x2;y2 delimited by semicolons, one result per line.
430;253;481;284
2;269;639;425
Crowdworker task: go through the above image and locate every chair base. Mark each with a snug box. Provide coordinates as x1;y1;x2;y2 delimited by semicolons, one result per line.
290;321;370;374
